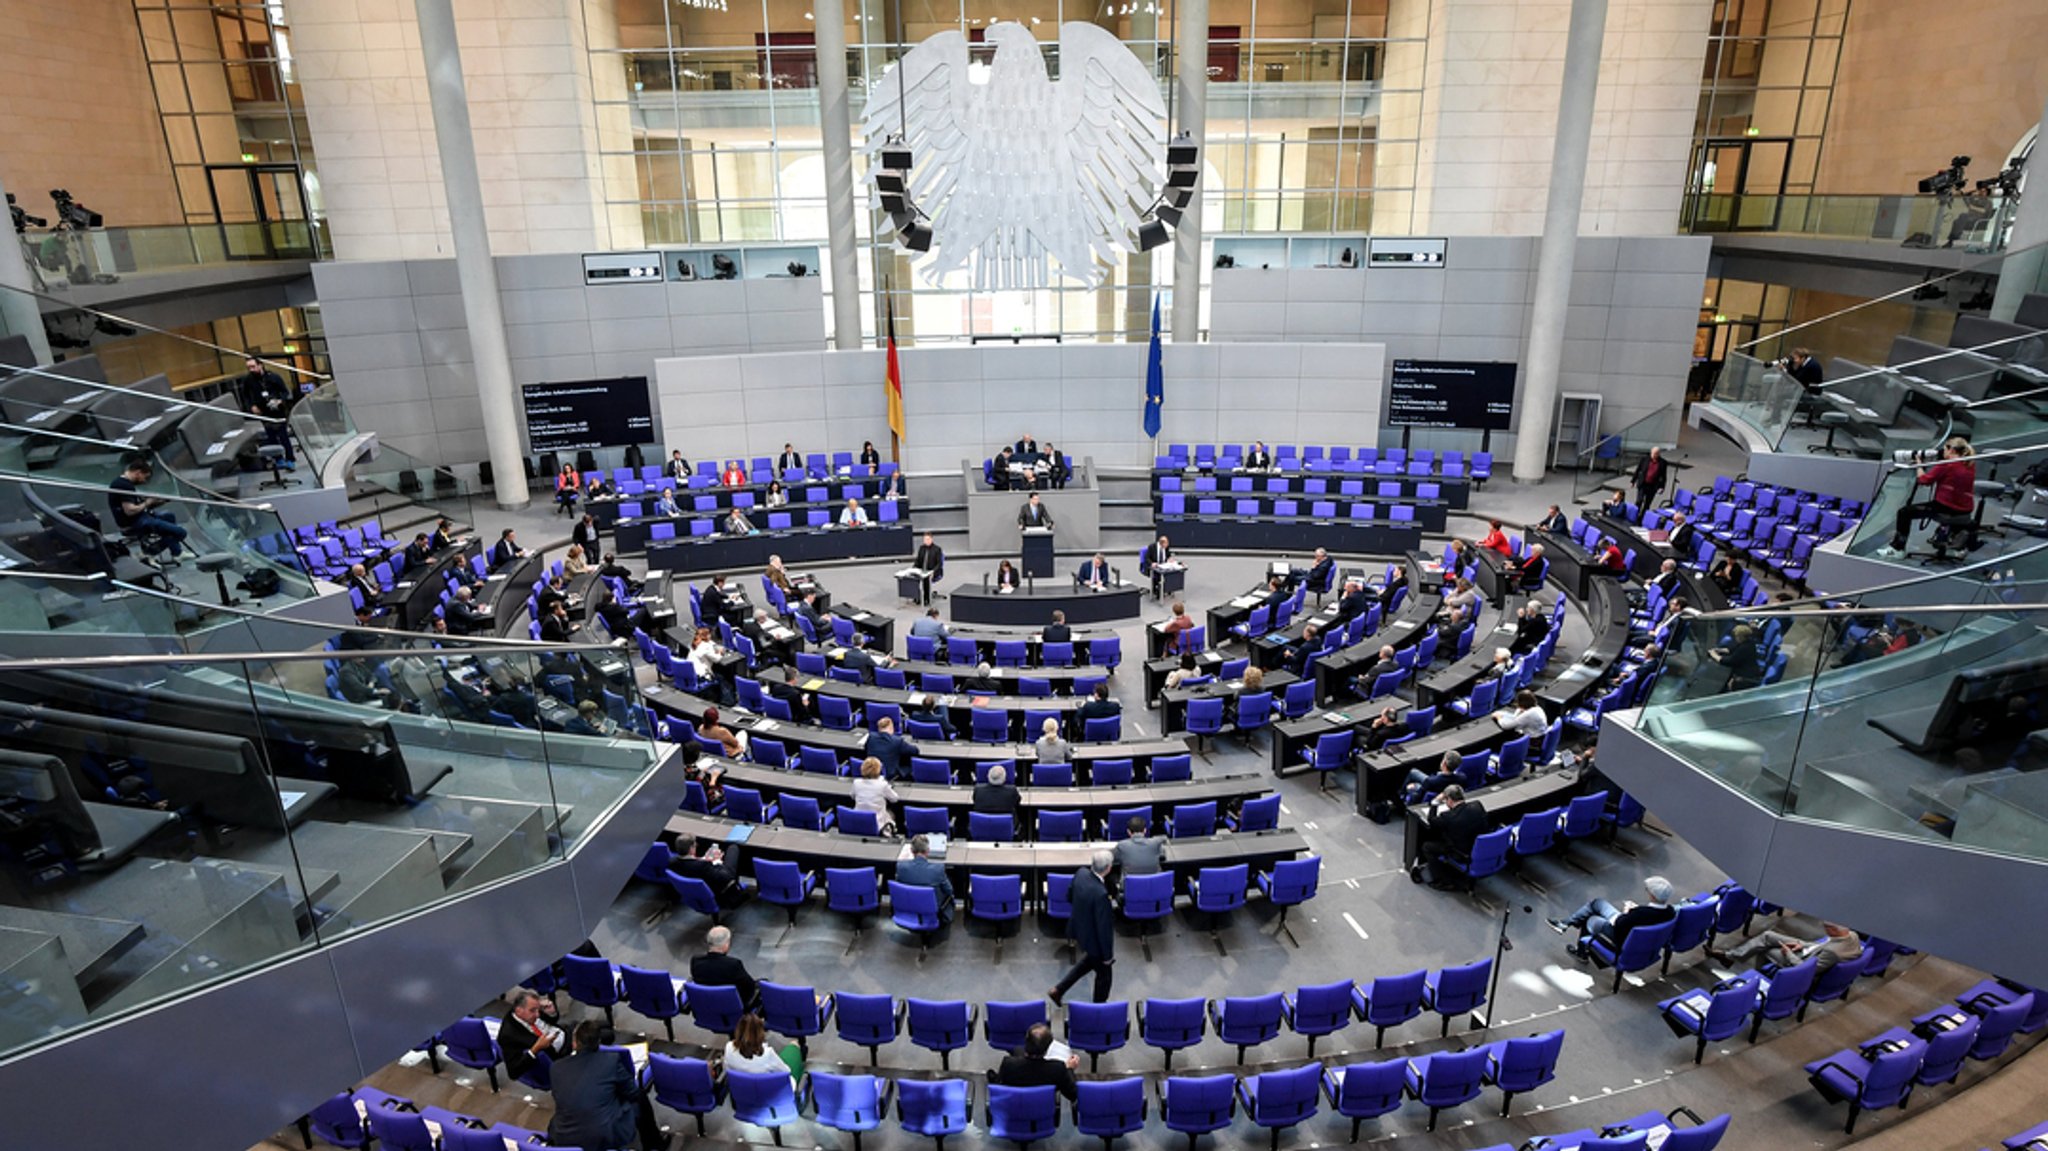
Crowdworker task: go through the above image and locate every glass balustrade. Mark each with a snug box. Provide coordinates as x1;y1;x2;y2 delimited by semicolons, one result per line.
15;220;328;287
1682;191;2017;251
0;578;661;1061
1634;540;2048;862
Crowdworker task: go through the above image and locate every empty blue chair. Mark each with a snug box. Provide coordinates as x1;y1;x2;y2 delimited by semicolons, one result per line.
972;709;1010;743
1184;696;1226;752
1236;1063;1320;1151
889;882;945;957
1403;1046;1488;1131
1257;855;1320;947
648;1054;723;1137
618;964;685;1042
969;811;1015;842
1914;1013;1980;1086
1230;793;1283;833
1282;979;1354;1056
1066;1000;1131;1072
1301;730;1353;792
1967;993;2033;1060
753;858;817;925
561;953;620;1024
1441;827;1512;892
896;1078;971;1150
1161;1074;1236;1151
1189;864;1248;955
1209;992;1283;1064
908;998;977;1070
1424;958;1492;1038
983;1000;1047;1056
1083;716;1121;742
1659;979;1762;1064
684;980;746;1035
969;873;1024;960
1480;1028;1564;1116
1074;1077;1146;1151
780;794;835;833
986;1084;1059;1148
1322;1059;1406;1141
1150;753;1193;782
1032;761;1074;788
1141;997;1208;1069
810;1072;888;1151
1586;917;1678;993
1091;758;1134;786
729;1069;803;1142
761;981;835;1056
819;694;862;730
1804;1038;1923;1133
1353;969;1427;1048
724;785;777;824
435;1017;505;1090
1741;955;1821;1041
837;807;883;837
835;991;900;1064
1123;873;1176;961
364;1108;436;1151
304;1092;369;1148
826;867;882;945
1165;800;1217;839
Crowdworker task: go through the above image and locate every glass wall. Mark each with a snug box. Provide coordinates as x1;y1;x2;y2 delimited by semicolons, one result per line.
1684;0;1847;233
586;0;1422;343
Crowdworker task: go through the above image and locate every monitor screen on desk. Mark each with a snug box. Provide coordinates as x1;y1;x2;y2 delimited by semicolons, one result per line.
1387;359;1517;430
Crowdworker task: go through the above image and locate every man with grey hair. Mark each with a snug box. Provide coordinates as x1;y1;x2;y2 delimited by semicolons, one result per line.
1550;876;1680;961
689;923;760;1009
1709;920;1865;973
973;763;1021;817
896;834;954;924
1048;849;1117;1005
499;985;566;1084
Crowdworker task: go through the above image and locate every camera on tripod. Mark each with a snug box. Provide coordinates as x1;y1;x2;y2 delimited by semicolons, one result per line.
48;190;103;231
8;193;47;234
1918;156;1971;197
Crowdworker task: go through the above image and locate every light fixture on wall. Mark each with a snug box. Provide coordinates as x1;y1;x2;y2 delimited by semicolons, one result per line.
1134;132;1200;251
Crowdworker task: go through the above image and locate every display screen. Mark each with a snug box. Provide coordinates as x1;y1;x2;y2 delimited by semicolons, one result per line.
1386;360;1517;430
522;377;654;451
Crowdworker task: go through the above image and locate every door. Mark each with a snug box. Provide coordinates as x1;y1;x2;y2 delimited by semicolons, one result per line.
1685;137;1792;232
205;164;315;259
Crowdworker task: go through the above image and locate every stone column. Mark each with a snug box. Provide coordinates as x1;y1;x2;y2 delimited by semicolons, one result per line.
0;169;53;364
815;0;863;349
1511;0;1608;484
414;0;529;508
1991;89;2048;323
1169;0;1209;344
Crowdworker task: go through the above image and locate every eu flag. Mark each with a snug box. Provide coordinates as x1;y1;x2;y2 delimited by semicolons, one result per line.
1144;297;1164;440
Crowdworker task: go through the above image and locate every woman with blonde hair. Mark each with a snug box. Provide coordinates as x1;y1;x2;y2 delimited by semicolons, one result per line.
849;756;900;833
562;543;591;575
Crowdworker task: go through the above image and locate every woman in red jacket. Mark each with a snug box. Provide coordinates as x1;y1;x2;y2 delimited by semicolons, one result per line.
1879;438;1975;557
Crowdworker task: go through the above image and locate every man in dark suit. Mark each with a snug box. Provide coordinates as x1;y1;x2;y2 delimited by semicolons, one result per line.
690;924;760;1009
895;835;954;923
973;763;1021;816
343;562;382;605
238;355;297;464
1048;851;1116;1006
1513;602;1550;653
995;1023;1080;1099
1244;441;1273;470
498;987;567;1085
1335;578;1372;624
537;574;572;617
1517;544;1548;591
427;517;462;552
992;446;1017;490
1019;492;1054;528
1666;511;1698;558
1015;433;1039;460
1075;554;1110;588
912;532;945;602
1364;644;1400;683
546;1022;644;1151
490;529;527;569
667;450;692;483
572;513;601;554
863;715;918;779
669;837;749;908
1303;546;1333;592
777;443;804;475
1075;683;1121;728
1652;558;1684;600
1258;575;1289;612
539;600;574;643
1538;504;1570;533
1043;610;1072;645
794;591;828;638
446;586;490;635
400;532;433;569
1140;535;1175;598
1414;784;1489;887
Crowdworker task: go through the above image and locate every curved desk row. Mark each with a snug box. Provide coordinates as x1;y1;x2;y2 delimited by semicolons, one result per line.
585;474;897;529
612;497;912;553
1153;469;1471;510
911;627;1120;667
648;523;913;575
950;581;1143;627
1585;511;1732;613
1401;767;1593;867
1154;514;1424;556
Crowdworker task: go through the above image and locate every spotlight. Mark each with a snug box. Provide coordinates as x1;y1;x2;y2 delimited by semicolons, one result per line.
881;145;913;172
874;171;906;195
1136;216;1170;251
901;221;933;252
1155;201;1183;227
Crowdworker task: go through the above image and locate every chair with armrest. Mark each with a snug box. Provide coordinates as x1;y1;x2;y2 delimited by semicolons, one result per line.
1479;1028;1565;1116
1424;958;1493;1038
1235;1063;1321;1151
1281;979;1354;1056
907;998;978;1071
1658;979;1762;1064
1403;1046;1488;1132
1321;1059;1406;1142
1161;1073;1236;1151
1352;969;1427;1048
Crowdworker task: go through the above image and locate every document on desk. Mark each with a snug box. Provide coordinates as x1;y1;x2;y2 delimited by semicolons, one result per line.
1230;595;1263;608
801;678;827;691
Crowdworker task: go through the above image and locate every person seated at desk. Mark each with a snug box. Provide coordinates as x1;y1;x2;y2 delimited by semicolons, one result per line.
973;763;1022;816
1444;576;1481;614
1403;751;1464;804
1019;492;1054;529
583;472;614;499
697;707;748;759
539;599;575;643
687;625;729;685
1363;644;1400;683
492;528;531;569
1600;487;1628;519
836;641;896;685
723;1013;799;1085
1076;682;1121;727
1114;815;1165;876
1537;504;1569;534
897;835;955;924
1434;606;1467;656
1651;558;1684;600
995;559;1021;593
425;516;463;553
667;449;692;484
343;561;382;606
763;479;788;508
1034;717;1071;768
538;574;575;617
1709;920;1864;973
1478;519;1514;557
910;606;949;648
1493;689;1548;739
106;456;188;563
1445;539;1471;575
1039;609;1072;644
963;661;1001;694
1411;784;1488;888
1304;547;1333;591
1162;653;1201;695
499;988;568;1086
446;585;492;635
1044;446;1069;490
838;497;870;527
1705;623;1764;691
692;924;762;1011
724;506;758;536
881;471;906;501
721;460;747;487
1140;535;1175;597
563;544;593;576
1666;509;1698;556
1257;574;1289;613
1595;537;1627;577
568;699;618;737
1245;441;1273;470
595;591;651;640
1334;578;1373;624
995;1024;1080;1102
1284;624;1323;676
554;463;581;514
906;694;956;740
1709;556;1745;597
704;574;745;627
571;512;602;554
1160;601;1196;649
864;717;917;780
644;487;679;518
849;758;901;832
335;657;399;709
792;589;828;636
1550;876;1678;962
1516;544;1548;591
1075;554;1112;589
597;551;640;592
777;443;804;475
1015;433;1039;460
764;555;795;597
991;446;1018;491
399;531;434;570
1513;602;1549;654
1361;705;1405;752
859;440;882;472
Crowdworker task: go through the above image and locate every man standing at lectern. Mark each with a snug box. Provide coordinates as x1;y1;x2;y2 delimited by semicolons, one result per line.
1019;492;1054;530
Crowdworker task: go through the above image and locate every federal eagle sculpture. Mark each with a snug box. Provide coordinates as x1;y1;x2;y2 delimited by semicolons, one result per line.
864;21;1170;290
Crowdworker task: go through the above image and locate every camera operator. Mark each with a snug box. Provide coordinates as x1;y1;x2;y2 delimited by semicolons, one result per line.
1778;347;1823;389
1948;189;1994;247
1877;437;1975;559
237;355;297;467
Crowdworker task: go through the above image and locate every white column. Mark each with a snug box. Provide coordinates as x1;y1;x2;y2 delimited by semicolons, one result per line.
815;0;863;350
1991;89;2048;323
414;0;530;508
1169;0;1209;344
1511;0;1608;484
0;169;53;365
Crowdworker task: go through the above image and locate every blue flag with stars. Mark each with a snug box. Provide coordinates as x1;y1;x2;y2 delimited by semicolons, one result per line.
1144;297;1164;440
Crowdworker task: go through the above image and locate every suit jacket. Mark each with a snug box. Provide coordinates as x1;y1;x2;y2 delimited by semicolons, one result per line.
1652;571;1683;599
1304;556;1333;588
668;457;692;481
1015;438;1038;458
1142;543;1172;574
995;567;1020;591
1365;657;1400;683
546;1049;641;1151
910;617;949;641
1538;512;1570;533
1608;902;1678;947
1113;836;1164;876
894;855;954;921
1668;522;1698;556
1043;623;1072;644
778;451;804;473
913;543;945;576
1019;502;1052;527
1068;866;1115;961
997;1052;1078;1101
498;1007;563;1083
670;854;743;905
403;541;434;568
540;615;573;643
571;521;601;551
345;574;381;603
447;600;488;635
491;540;520;568
1336;588;1372;622
690;951;759;1006
1076;699;1121;726
864;730;918;777
972;782;1021;816
1430;800;1490;857
1245;448;1273;469
1513;616;1548;653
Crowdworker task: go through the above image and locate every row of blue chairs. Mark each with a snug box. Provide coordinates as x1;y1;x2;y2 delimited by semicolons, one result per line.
1804;977;2044;1133
695;785;1277;843
632;454;898;483
638;500;907;541
1159;495;1425;525
1985;1117;2048;1151
615;479;886;510
1156;443;1494;480
903;633;1124;669
298;1085;547;1151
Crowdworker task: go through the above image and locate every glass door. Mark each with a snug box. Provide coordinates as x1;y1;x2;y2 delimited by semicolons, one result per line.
205;164;315;259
